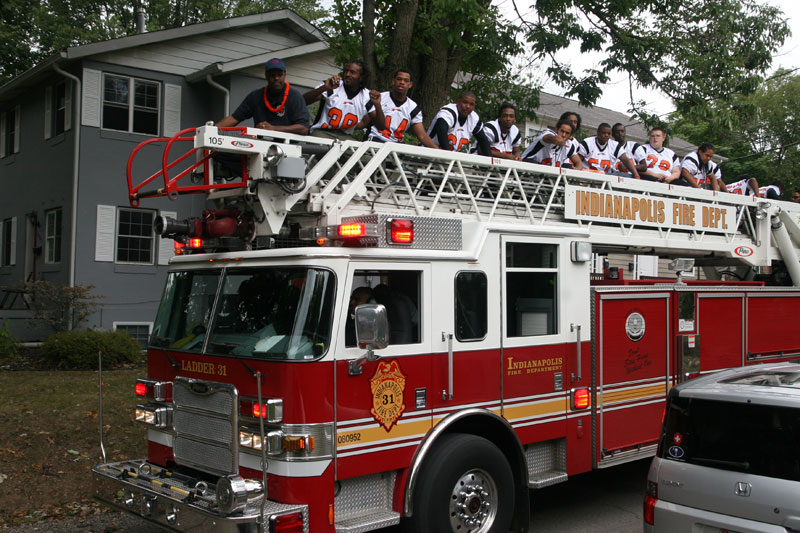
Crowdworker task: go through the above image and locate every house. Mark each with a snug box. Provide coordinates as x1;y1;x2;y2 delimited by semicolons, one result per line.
0;10;337;341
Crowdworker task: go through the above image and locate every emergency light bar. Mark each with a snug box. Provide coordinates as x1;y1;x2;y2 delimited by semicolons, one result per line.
299;219;416;246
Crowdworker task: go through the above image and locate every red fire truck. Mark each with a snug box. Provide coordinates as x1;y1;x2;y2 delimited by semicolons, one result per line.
93;125;800;532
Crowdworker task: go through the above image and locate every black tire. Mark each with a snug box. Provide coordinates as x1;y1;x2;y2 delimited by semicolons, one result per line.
403;433;515;533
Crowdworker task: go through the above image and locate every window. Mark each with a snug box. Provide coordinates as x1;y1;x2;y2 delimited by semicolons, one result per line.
116;208;154;264
455;271;487;341
1;218;15;266
150;268;335;361
114;322;152;349
45;81;71;138
103;74;160;135
347;270;421;346
505;242;558;337
661;395;800;482
0;106;20;157
45;208;62;264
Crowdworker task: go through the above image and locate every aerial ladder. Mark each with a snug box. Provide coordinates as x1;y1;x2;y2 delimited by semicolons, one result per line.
127;124;800;286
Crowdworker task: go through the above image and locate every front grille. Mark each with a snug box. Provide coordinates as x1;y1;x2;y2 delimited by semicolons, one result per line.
172;377;238;476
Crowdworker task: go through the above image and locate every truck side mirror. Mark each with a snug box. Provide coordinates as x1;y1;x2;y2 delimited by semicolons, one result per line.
349;304;388;376
355;304;388;351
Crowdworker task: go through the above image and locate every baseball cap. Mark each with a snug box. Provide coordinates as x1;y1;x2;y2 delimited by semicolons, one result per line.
265;58;286;73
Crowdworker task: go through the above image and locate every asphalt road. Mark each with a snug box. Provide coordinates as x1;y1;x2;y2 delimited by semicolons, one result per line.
5;458;650;532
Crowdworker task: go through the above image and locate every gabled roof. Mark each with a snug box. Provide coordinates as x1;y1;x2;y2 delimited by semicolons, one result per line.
0;10;327;103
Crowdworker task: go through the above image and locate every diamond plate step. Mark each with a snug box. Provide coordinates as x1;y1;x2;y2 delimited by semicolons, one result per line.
335;510;401;533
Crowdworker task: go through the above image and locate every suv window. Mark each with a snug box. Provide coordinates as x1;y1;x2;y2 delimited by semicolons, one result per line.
660;396;800;482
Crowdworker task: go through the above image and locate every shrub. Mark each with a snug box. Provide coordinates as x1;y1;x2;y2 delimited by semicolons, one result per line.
42;330;142;369
25;281;101;332
0;320;18;362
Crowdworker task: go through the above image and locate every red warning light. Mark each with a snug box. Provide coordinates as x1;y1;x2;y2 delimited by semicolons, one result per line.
189;238;203;248
572;388;590;410
390;219;414;244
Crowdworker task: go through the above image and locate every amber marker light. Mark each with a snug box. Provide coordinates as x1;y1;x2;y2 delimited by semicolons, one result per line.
338;223;366;237
316;237;327;246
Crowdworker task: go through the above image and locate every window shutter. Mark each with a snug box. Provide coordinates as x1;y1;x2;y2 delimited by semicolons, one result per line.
157;210;177;265
95;205;116;262
64;79;73;131
9;217;17;266
44;86;53;139
163;84;181;137
0;112;6;158
82;68;101;127
13;106;20;153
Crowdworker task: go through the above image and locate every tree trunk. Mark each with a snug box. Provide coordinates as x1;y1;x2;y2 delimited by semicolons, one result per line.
383;0;419;90
361;0;378;90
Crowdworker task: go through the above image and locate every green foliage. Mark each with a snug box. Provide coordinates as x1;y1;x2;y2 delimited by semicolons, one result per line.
327;0;540;126
669;69;800;195
42;329;142;369
518;0;789;124
0;320;19;362
25;281;101;332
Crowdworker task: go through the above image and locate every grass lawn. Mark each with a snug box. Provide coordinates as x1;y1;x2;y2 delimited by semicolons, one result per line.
0;369;147;527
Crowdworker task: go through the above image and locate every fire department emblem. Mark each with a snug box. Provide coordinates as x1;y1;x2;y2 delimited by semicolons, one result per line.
369;360;407;432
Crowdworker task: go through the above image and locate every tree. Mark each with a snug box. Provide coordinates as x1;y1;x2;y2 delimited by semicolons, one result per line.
327;0;541;126
0;0;327;85
670;70;800;194
514;0;790;125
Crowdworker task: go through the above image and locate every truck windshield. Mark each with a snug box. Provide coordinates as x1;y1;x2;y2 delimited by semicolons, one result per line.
150;267;335;361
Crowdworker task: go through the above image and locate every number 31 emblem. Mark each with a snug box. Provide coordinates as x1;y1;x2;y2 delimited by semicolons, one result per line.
369;360;407;432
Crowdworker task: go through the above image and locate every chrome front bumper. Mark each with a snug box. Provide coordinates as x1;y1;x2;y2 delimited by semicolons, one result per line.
93;460;308;532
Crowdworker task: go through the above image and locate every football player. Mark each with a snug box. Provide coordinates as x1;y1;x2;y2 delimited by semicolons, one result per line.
521;119;583;168
635;127;680;183
579;123;639;177
304;60;386;139
427;91;491;154
471;103;522;160
364;69;437;148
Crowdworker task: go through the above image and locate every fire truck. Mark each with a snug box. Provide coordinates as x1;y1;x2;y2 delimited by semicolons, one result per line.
93;124;800;532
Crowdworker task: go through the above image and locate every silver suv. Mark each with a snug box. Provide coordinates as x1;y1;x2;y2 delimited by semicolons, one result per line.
644;363;800;533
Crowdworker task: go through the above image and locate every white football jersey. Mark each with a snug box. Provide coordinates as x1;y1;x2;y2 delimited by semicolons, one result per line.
614;140;642;172
310;80;373;134
579;136;624;172
637;144;679;177
471;120;521;154
368;92;422;143
759;185;781;198
427;103;483;151
680;152;719;189
726;179;756;196
521;129;578;167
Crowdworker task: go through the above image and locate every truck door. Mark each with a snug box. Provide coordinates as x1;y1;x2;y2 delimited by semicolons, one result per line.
501;238;568;448
333;263;433;480
694;291;745;374
595;291;670;467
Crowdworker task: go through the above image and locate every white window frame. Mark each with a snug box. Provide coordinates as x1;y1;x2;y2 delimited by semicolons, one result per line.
101;73;161;135
1;217;17;267
45;208;63;264
45;80;72;139
0;105;21;157
113;321;153;348
115;207;156;265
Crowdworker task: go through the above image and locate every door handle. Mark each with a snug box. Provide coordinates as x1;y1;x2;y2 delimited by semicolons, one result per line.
571;323;582;382
441;332;453;400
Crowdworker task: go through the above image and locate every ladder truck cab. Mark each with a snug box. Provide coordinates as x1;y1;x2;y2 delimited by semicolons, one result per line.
93;124;800;532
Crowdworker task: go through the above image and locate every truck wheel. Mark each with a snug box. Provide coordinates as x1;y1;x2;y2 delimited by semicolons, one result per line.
404;433;514;533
